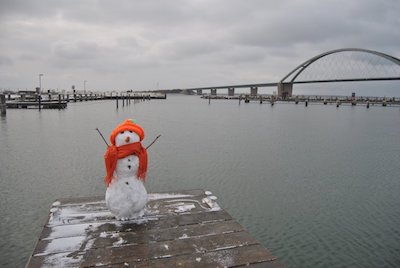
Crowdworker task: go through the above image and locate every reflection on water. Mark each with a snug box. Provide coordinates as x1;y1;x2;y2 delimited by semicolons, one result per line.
1;95;400;267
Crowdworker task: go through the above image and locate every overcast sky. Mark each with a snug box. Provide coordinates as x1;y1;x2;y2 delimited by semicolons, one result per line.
0;0;399;95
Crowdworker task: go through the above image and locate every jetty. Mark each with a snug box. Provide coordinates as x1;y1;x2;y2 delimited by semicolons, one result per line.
26;189;284;268
0;91;166;111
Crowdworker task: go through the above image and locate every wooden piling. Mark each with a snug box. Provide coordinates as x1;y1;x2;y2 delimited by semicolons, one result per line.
58;94;61;109
0;94;6;115
38;95;42;111
116;94;119;109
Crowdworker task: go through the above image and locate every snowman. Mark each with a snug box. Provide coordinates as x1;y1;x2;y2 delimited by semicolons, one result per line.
103;119;148;220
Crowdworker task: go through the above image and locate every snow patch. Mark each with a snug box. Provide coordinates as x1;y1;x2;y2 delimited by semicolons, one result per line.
148;193;194;201
44;223;103;240
178;234;188;239
35;236;87;255
205;191;212;195
41;251;84;268
112;237;126;247
52;201;61;206
174;204;196;213
196;257;202;262
202;197;221;211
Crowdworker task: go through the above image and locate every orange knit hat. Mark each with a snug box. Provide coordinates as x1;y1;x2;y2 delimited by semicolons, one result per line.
109;119;145;145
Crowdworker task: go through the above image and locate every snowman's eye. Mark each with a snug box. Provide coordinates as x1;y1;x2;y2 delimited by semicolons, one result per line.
129;131;133;133
120;131;124;134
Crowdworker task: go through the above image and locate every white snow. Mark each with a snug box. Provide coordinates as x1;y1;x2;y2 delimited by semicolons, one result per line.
174;204;196;213
164;244;169;250
35;236;87;256
41;251;84;268
178;234;189;239
112;237;126;247
148;193;194;201
204;191;212;195
202;197;221;211
49;207;58;213
209;196;218;200
52;201;61;206
44;223;104;240
196;257;202;262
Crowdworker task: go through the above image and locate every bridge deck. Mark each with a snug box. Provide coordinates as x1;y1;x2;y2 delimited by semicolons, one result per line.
26;189;284;267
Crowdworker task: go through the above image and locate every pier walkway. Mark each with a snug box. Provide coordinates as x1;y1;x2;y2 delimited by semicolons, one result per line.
26;189;284;267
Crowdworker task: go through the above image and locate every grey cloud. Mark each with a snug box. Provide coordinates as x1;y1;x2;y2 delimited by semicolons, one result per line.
0;0;399;92
0;56;13;66
52;41;101;60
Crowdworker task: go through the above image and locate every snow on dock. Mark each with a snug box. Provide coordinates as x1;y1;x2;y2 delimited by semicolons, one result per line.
26;189;284;267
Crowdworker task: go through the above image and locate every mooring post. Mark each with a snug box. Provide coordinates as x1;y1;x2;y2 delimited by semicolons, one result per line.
0;94;6;115
116;94;119;109
260;95;263;104
38;95;42;111
122;93;125;107
208;95;211;104
239;95;242;105
58;94;61;109
305;99;308;107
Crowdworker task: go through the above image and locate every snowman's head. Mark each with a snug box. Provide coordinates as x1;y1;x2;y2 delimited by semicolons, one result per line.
115;130;140;146
109;119;145;146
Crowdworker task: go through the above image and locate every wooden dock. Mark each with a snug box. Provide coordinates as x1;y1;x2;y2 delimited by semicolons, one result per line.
26;189;284;268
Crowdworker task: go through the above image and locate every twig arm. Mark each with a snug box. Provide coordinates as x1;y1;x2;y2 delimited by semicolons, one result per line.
146;135;161;150
96;128;109;146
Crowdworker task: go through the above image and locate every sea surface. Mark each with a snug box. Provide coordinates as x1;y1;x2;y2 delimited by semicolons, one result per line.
1;95;400;268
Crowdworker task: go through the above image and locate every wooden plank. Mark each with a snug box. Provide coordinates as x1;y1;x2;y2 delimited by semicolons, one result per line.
34;220;244;256
109;244;277;268
79;231;261;267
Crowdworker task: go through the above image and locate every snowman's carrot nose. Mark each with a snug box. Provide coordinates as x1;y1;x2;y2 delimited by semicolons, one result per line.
125;136;130;143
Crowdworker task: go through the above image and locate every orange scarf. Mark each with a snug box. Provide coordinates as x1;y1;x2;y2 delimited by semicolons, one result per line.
104;142;148;186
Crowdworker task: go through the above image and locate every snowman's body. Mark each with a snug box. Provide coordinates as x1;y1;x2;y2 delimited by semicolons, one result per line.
105;131;148;220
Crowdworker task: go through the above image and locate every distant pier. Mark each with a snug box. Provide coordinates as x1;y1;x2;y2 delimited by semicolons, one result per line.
201;94;400;107
1;91;166;111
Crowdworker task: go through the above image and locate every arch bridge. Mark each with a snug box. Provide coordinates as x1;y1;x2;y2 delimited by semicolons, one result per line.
183;48;400;98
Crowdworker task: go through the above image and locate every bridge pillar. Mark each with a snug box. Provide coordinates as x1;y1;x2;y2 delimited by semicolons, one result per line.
228;87;235;96
196;89;203;95
211;88;217;96
278;83;293;99
250;86;258;96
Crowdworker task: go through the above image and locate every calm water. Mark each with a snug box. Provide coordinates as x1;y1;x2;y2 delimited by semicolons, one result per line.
1;95;400;268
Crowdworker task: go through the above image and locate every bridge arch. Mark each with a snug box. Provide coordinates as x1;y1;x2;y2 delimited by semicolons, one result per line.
278;48;400;98
281;48;400;83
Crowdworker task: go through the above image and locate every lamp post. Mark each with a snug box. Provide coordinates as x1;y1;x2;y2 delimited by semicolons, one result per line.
39;74;44;93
